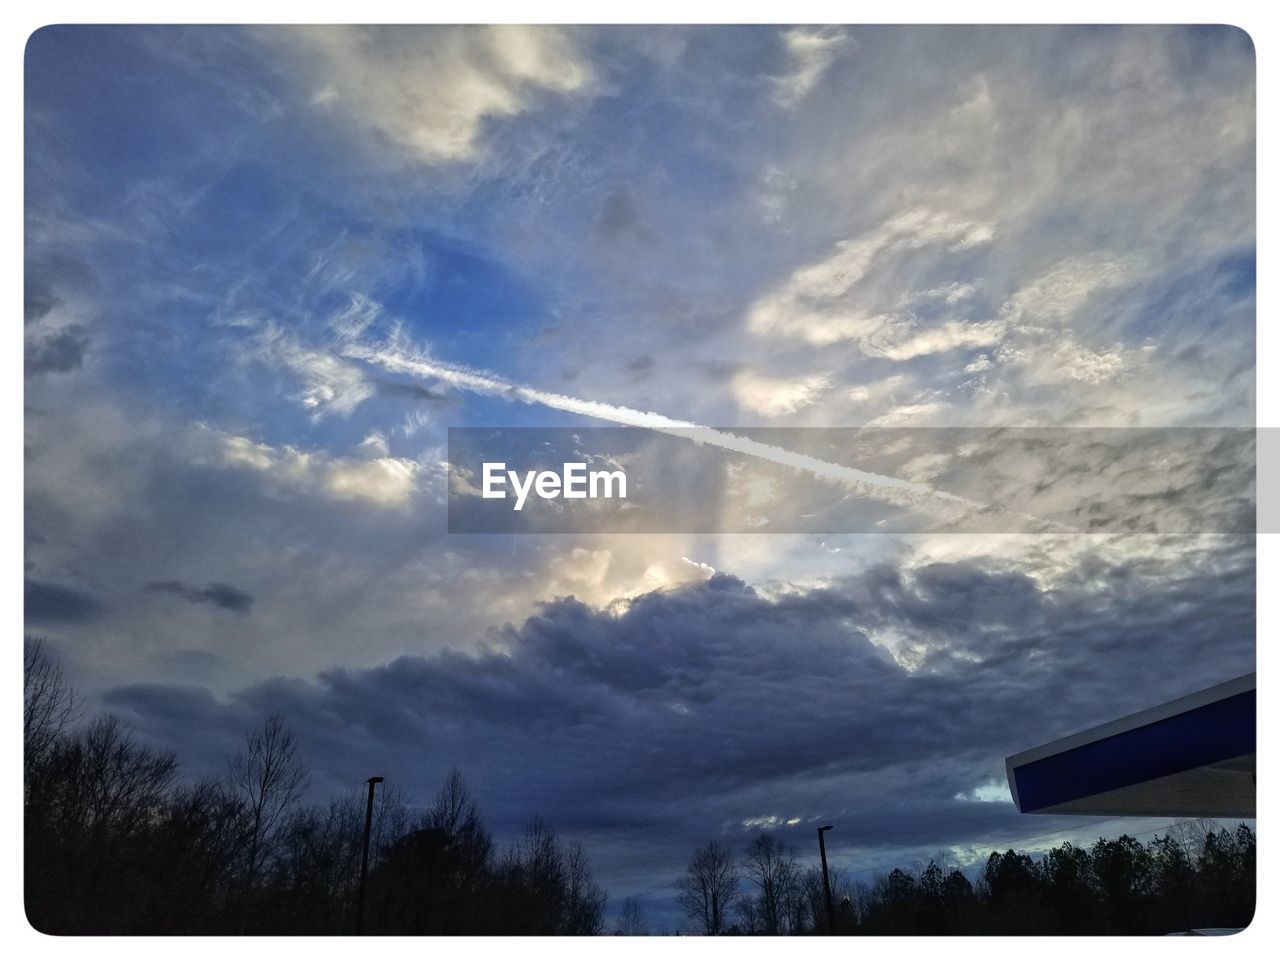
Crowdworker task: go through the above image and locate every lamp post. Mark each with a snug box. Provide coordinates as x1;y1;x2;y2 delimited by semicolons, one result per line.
817;825;836;934
356;775;384;935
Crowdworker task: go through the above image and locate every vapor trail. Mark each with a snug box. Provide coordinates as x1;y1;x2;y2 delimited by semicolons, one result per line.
344;343;992;520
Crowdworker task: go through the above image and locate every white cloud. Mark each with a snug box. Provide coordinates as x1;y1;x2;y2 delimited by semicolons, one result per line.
681;556;717;575
357;431;390;457
864;401;952;427
998;336;1133;386
278;25;590;165
868;320;1005;362
731;369;832;416
772;27;851;108
954;780;1013;804
547;547;613;591
327;292;384;340
745;207;997;352
192;426;421;508
912;281;980;306
963;354;994;373
998;255;1133;329
726;28;1253;429
253;324;376;419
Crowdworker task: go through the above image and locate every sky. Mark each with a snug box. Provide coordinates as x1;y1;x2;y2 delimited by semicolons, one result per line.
24;25;1255;928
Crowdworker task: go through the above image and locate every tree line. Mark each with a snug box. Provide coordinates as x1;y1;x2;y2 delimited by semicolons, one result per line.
24;638;607;935
677;820;1255;935
25;637;1255;936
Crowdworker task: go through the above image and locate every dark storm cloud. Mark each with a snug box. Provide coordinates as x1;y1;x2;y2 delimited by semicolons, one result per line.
25;327;90;375
25;578;104;624
104;539;1254;905
144;579;255;613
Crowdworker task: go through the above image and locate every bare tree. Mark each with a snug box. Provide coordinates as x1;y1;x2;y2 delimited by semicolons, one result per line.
425;766;491;874
25;714;178;934
428;766;478;834
742;833;799;934
499;817;606;934
617;896;648;935
734;893;759;934
1167;818;1218;861
38;714;177;838
24;637;80;771
678;840;739;935
228;713;309;886
565;841;608;934
801;863;856;933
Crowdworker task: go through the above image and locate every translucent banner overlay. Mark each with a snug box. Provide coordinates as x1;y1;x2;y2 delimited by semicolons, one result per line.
448;427;1260;535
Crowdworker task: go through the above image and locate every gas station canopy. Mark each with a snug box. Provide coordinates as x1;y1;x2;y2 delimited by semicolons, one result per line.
1005;673;1255;818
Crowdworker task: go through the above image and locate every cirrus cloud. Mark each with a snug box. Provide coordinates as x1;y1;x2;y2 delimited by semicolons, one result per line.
273;25;591;165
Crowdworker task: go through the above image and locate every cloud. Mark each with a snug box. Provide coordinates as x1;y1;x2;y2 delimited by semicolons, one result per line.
745;207;997;353
772;27;851;108
546;547;613;593
732;370;832;417
252;323;377;419
24;278;62;322
144;580;255;614
21;25;1257;921
191;425;423;508
25;579;104;624
26;327;90;375
357;431;390;457
996;334;1133;386
23;254;95;377
24;253;94;324
998;255;1133;329
730;27;1253;428
864;401;952;427
274;25;590;165
103;538;1254;906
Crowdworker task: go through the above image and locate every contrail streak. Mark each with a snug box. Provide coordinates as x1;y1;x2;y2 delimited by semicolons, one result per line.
343;343;996;521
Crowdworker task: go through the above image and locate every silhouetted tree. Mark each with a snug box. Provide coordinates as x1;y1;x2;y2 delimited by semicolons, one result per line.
846;827;1255;936
227;713;310;896
616;896;648;935
24;637;79;777
678;840;738;935
269;792;366;933
940;867;976;931
742;833;799;934
1149;834;1196;933
1167;817;1217;861
1038;842;1096;933
1196;823;1255;929
1091;835;1152;933
799;863;856;934
23;639;1258;936
25;715;178;933
490;817;607;934
981;849;1049;933
141;779;243;932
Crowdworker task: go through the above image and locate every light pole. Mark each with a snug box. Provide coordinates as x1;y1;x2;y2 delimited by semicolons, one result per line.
356;775;384;935
817;825;836;934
